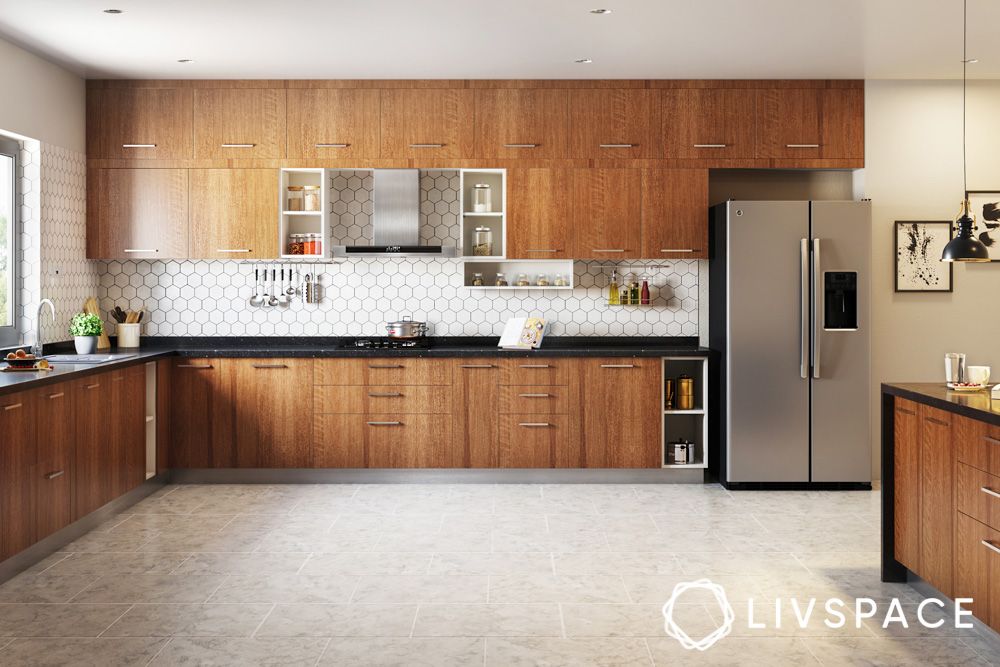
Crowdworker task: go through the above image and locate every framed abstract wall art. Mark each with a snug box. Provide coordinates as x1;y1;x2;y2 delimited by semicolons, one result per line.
894;221;953;292
964;191;1000;262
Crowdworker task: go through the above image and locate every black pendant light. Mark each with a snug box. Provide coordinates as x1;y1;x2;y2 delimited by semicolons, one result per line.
942;0;991;262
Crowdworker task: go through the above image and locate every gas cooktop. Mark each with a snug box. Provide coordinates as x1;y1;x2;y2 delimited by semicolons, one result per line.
349;337;430;350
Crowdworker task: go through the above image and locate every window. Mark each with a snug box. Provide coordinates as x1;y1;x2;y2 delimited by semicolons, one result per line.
0;136;18;347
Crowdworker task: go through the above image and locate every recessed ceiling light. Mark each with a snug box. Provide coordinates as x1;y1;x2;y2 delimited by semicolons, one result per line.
575;58;593;64
177;59;194;63
103;9;123;14
590;8;613;14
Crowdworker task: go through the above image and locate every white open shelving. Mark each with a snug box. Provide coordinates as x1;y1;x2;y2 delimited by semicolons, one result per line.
279;168;330;260
661;356;709;469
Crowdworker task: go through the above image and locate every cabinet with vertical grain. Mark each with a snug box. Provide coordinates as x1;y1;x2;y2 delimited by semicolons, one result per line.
568;89;658;158
232;359;313;468
87;87;193;160
0;391;35;560
474;89;569;159
640;169;709;259
571;168;641;260
660;88;756;159
582;358;661;468
193;88;286;158
170;358;234;468
380;89;474;159
190;169;279;259
33;383;74;541
506;168;573;260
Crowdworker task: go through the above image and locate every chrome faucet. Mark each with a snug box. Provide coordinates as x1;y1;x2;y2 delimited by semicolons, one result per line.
33;299;55;358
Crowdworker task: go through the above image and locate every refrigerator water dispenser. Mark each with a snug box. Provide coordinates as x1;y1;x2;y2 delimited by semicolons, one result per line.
824;272;858;330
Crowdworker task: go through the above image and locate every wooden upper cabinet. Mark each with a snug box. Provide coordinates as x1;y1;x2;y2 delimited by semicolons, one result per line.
581;358;661;468
379;89;473;158
568;89;658;158
641;169;709;259
756;87;864;160
506;168;573;260
193;88;286;158
87;168;189;260
474;89;569;159
661;89;756;159
190;169;278;259
87;87;193;159
571;168;641;260
287;89;380;159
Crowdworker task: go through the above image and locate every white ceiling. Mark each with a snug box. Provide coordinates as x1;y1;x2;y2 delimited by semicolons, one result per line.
0;0;998;80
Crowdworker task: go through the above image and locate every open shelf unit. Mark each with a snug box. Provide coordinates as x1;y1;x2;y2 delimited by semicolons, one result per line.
661;356;709;469
144;362;157;480
463;259;575;290
459;169;506;259
279;168;330;260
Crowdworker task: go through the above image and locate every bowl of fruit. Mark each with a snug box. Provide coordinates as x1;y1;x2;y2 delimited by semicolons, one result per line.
3;349;49;371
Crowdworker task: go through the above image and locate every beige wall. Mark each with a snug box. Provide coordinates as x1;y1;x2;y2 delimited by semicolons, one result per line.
866;79;1000;478
0;37;84;151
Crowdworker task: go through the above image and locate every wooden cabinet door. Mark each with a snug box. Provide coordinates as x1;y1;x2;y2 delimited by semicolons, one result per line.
474;90;569;159
818;88;864;160
86;168;189;260
892;398;921;572
920;404;954;596
87;87;193;159
170;359;234;468
499;415;581;468
954;512;1000;631
571;169;641;259
0;392;35;560
190;169;278;259
955;412;1000;477
756;87;864;160
193;88;286;158
107;366;146;496
365;415;456;468
582;359;661;468
640;169;709;259
74;376;110;518
506;168;573;260
568;89;658;158
287;89;380;159
34;384;74;541
660;89;756;159
314;415;366;468
454;361;500;467
232;359;313;468
379;89;473;158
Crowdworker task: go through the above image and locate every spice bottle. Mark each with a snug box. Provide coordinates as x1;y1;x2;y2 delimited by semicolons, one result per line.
536;274;549;287
608;269;620;305
472;272;484;286
629;276;640;305
516;273;530;287
554;274;567;287
495;272;508;287
640;274;651;305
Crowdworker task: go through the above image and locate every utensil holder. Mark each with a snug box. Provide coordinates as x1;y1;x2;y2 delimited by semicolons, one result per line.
117;323;141;349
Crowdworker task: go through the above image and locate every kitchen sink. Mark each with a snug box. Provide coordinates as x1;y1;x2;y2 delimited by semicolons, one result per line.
43;353;137;364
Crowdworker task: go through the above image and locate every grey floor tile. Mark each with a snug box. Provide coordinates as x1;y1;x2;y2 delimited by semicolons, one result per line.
553;552;682;576
647;636;820;666
71;574;226;603
563;602;713;638
489;574;630;604
207;574;357;603
428;552;554;576
352;575;488;603
171;552;309;576
801;636;990;666
0;603;131;637
40;552;192;577
302;552;433;576
0;637;168;666
0;574;99;603
412;603;562;637
103;603;271;637
149;637;328;666
484;636;651;667
318;637;484;666
256;603;417;637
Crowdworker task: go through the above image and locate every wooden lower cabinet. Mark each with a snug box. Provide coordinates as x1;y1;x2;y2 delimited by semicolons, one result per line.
232;359;313;468
954;512;1000;632
0;391;35;560
74;375;114;518
33;383;75;541
170;358;234;468
453;362;500;468
365;415;456;468
313;414;366;468
919;404;954;596
956;412;1000;477
893;398;921;571
582;358;661;468
499;415;581;468
956;463;1000;530
119;365;147;493
315;358;452;386
315;384;452;415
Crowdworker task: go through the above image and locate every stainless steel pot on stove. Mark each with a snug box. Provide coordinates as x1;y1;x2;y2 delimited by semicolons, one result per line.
385;316;427;338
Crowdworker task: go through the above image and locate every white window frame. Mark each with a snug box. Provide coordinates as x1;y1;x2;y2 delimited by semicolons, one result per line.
0;135;19;347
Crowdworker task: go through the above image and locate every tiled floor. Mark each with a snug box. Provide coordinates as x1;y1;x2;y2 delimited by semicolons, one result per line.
0;483;997;666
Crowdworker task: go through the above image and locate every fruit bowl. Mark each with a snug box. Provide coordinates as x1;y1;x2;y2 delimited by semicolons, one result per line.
4;350;36;368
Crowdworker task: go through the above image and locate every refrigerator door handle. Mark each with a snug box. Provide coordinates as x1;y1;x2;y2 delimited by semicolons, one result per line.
812;238;822;379
800;239;809;379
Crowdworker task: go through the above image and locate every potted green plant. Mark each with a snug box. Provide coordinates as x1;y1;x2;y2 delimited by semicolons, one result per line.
69;313;103;354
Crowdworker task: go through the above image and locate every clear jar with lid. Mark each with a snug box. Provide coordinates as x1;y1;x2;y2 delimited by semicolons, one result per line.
536;274;550;287
554;273;568;287
472;272;484;287
287;186;304;211
302;185;321;212
472;226;493;256
495;272;508;287
303;233;323;256
472;183;492;212
516;273;530;287
287;234;306;255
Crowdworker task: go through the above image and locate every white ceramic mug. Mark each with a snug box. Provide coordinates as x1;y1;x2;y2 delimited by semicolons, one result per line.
967;365;991;386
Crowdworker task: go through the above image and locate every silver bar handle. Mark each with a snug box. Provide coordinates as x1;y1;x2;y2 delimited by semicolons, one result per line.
503;144;538;148
519;422;552;427
367;421;402;426
525;249;560;253
369;364;404;369
980;486;1000;499
216;249;251;253
460;364;494;369
221;143;256;148
520;364;551;368
592;249;626;253
3;403;22;411
693;143;728;148
252;364;288;369
122;144;156;148
786;144;820;148
599;143;635;148
519;393;552;398
45;470;65;480
123;249;158;253
983;540;1000;556
177;364;214;369
315;143;349;148
409;143;444;148
368;392;402;397
985;436;1000;445
660;249;695;253
812;238;822;379
601;364;636;368
800;239;809;379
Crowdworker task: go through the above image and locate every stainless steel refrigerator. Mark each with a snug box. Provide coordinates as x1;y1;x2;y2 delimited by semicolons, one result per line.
709;201;871;487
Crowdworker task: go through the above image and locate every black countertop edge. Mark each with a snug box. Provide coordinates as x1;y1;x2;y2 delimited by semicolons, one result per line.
0;349;174;397
881;382;1000;428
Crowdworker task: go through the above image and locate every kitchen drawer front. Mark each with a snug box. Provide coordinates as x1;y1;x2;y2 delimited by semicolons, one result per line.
313;415;366;468
954;511;1000;631
499;358;579;386
33;456;74;541
363;414;457;468
956;412;1000;477
498;414;582;468
314;358;452;386
314;385;453;414
498;384;579;415
957;462;1000;532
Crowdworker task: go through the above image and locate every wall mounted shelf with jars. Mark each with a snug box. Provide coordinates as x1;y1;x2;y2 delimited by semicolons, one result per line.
279;168;330;260
462;259;574;290
459;169;506;259
661;356;709;469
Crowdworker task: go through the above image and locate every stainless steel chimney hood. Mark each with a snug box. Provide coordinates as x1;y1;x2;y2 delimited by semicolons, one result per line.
332;169;457;258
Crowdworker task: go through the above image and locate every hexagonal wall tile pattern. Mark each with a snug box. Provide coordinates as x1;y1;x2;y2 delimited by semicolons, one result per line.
96;258;700;338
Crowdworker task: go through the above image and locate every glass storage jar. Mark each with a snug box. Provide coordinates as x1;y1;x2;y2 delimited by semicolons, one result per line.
302;185;321;212
472;183;492;212
472;272;485;287
495;272;508;287
472;226;493;256
516;273;530;287
304;233;323;255
287;186;304;211
287;234;306;255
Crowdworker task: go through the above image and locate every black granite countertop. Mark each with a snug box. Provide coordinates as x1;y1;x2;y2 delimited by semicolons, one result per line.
0;337;709;397
882;382;1000;427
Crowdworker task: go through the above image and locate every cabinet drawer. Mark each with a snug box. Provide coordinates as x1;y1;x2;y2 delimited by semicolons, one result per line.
957;463;1000;532
314;385;452;414
498;385;578;415
34;456;74;541
499;414;581;468
363;414;457;468
956;412;1000;477
954;511;1000;631
315;359;452;386
499;358;579;386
